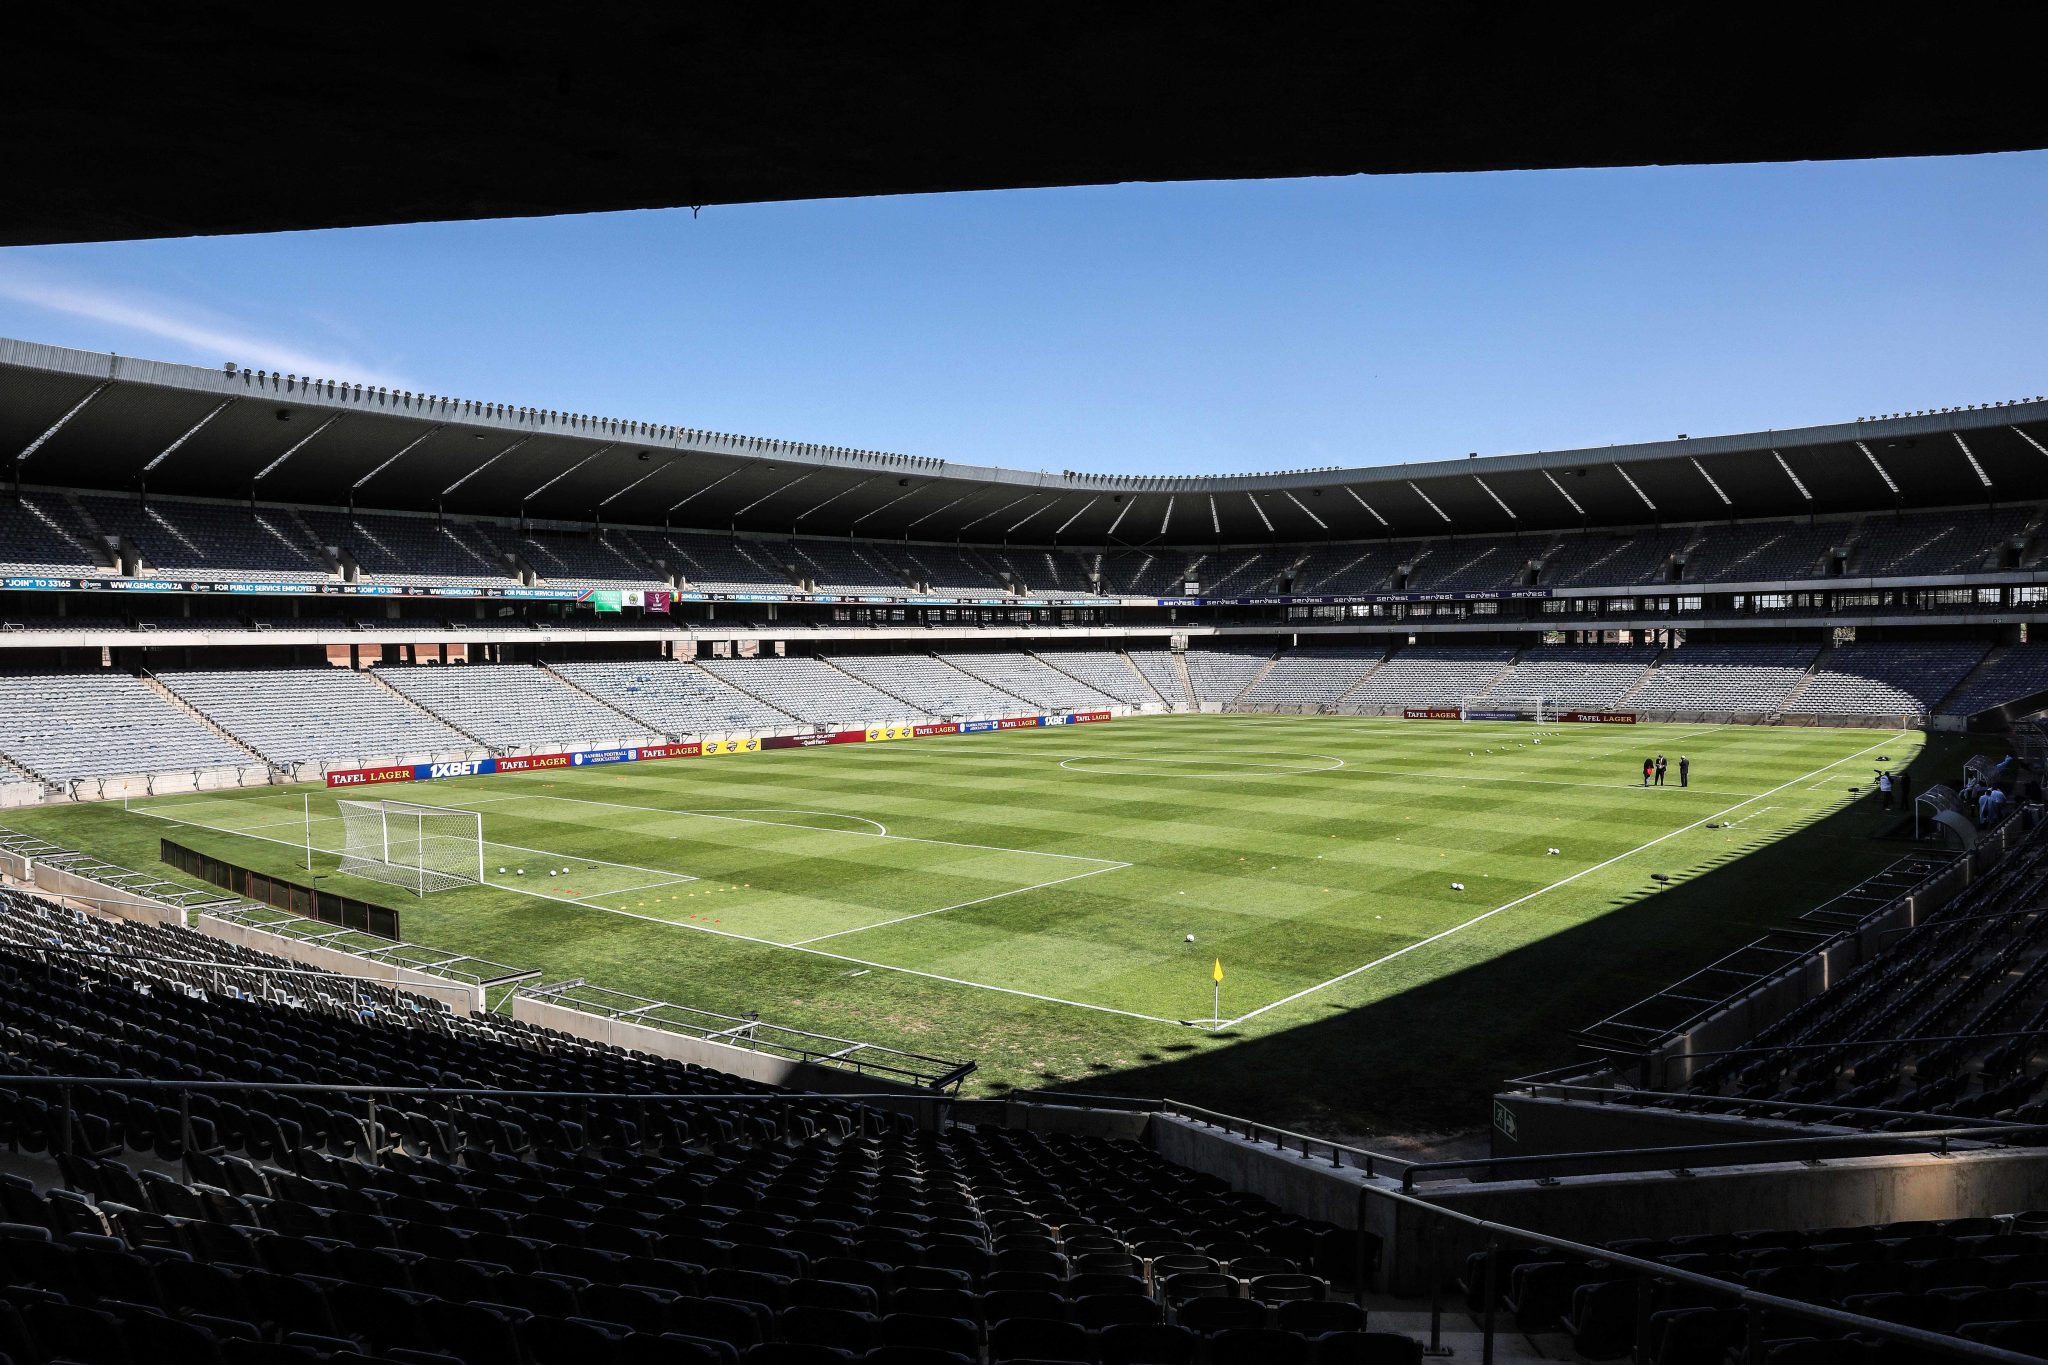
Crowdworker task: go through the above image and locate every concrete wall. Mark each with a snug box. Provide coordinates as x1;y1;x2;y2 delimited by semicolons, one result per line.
511;993;923;1099
1382;1147;2048;1295
195;915;481;1013
32;864;184;925
1492;1093;1857;1158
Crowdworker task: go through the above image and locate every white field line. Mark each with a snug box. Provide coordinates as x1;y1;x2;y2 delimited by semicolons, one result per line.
1214;732;1906;1030
133;797;1176;1025
1721;805;1781;829
791;862;1132;945
428;790;1124;867
562;874;700;900
134;806;700;886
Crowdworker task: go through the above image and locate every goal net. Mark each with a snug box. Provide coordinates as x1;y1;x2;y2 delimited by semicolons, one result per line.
1459;695;1550;724
335;799;484;896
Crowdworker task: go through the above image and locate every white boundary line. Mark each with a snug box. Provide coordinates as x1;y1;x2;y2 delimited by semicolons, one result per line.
428;790;1124;867
1213;732;1906;1030
792;862;1132;944
131;797;1174;1025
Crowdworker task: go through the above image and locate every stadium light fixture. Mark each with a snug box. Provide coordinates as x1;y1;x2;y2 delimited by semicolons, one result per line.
353;424;446;491
1771;449;1812;500
252;412;343;483
1281;489;1328;530
904;487;984;531
850;480;926;527
1054;495;1099;536
795;473;878;522
142;398;237;474
1613;463;1656;511
1688;456;1732;507
522;442;614;505
442;435;531;496
1855;441;1901;496
1472;475;1517;519
665;460;752;514
1209;495;1221;533
15;380;112;468
1407;480;1452;523
1103;494;1135;540
732;470;816;518
1245;493;1275;533
1952;432;1993;489
1009;497;1059;534
956;492;1033;532
1342;485;1389;526
1159;494;1176;536
2011;426;2048;461
597;457;674;508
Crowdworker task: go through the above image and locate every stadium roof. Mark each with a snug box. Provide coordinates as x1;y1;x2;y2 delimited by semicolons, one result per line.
10;7;2048;246
5;337;2046;543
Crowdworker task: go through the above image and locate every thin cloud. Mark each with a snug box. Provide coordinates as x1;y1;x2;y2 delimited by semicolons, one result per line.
0;272;413;390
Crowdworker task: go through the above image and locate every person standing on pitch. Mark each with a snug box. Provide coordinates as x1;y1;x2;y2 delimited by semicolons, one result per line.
1655;753;1668;786
1878;770;1894;810
1642;756;1654;787
1679;755;1690;788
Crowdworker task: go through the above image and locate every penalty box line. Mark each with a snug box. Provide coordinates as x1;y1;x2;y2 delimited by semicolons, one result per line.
134;799;1178;1028
131;806;701;888
426;790;1125;868
1214;731;1908;1031
790;861;1132;945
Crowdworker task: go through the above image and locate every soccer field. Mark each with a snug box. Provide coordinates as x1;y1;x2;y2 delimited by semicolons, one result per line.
10;714;1933;1134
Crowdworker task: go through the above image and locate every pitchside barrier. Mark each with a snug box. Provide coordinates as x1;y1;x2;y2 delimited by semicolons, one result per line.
162;837;402;938
324;712;1114;791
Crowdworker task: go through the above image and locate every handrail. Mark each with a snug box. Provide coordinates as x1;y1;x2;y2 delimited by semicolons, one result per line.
1400;1120;2044;1191
1503;1078;2021;1129
1360;1179;2044;1365
0;1074;2040;1359
1161;1096;1416;1175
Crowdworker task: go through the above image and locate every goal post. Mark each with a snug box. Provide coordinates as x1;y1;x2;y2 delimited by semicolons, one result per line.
335;799;484;897
1459;695;1550;724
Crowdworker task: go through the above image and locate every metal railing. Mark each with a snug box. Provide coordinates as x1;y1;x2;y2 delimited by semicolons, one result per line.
1399;1119;2047;1191
1502;1077;2023;1131
0;1072;2038;1364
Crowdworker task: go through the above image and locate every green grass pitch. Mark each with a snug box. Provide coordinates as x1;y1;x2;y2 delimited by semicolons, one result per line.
6;714;1942;1137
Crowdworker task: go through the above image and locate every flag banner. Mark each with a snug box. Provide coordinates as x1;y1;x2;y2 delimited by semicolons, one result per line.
620;589;645;608
645;590;673;613
589;590;623;613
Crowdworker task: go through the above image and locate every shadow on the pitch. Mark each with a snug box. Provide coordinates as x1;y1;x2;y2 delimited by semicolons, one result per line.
1008;737;1966;1137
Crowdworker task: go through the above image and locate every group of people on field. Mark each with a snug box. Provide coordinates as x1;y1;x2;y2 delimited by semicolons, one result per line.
1640;753;1688;788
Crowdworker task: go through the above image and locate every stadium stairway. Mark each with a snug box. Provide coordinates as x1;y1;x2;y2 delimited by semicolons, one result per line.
1172;651;1196;707
1775;645;1833;713
359;668;498;753
1936;643;2014;718
62;491;122;572
536;662;684;741
1115;650;1171;706
1327;653;1393;709
282;508;345;576
698;660;806;725
937;654;1058;711
816;657;928;719
137;671;273;772
1228;655;1279;707
1609;646;1670;707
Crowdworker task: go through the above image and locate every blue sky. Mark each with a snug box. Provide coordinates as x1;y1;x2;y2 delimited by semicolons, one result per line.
0;153;2041;477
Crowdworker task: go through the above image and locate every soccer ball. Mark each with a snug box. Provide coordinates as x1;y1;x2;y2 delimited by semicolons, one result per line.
1184;934;1195;943
549;870;558;878
1451;882;1466;891
497;867;506;874
515;869;525;876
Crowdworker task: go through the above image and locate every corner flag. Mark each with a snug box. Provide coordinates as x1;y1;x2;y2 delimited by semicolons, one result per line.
1211;958;1223;1027
1212;959;1224;984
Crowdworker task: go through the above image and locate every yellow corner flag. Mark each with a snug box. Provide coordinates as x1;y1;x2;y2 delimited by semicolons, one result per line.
1212;958;1224;984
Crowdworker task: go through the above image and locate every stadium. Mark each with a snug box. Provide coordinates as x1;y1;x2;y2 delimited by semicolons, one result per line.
6;11;2048;1365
